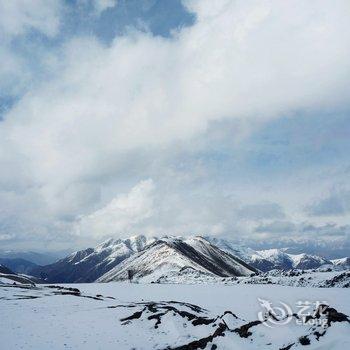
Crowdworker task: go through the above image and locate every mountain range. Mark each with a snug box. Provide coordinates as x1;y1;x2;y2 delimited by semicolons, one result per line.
97;236;256;283
23;235;349;284
0;258;38;275
0;250;68;265
31;236;152;283
206;237;334;272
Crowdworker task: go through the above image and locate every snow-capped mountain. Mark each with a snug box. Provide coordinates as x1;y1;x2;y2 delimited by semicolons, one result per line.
256;249;332;270
30;234;348;284
331;257;350;269
288;252;332;269
0;264;39;285
206;237;276;272
97;236;257;283
205;237;333;271
32;235;154;283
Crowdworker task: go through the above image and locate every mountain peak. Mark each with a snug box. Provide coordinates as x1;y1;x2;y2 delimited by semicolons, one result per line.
98;236;256;283
31;234;349;284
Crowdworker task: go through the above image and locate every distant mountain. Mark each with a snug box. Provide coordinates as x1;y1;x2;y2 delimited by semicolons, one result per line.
0;264;37;285
97;236;257;283
288;252;331;270
204;236;276;272
259;249;332;270
331;257;350;268
30;235;348;284
0;250;66;265
0;264;14;275
31;236;154;283
247;240;350;260
0;258;38;274
205;237;333;272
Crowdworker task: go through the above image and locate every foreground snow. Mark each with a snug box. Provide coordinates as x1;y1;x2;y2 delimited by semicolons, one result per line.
155;269;350;288
1;281;349;349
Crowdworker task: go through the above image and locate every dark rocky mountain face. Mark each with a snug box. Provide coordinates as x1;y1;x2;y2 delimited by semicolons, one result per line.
31;236;151;283
249;259;275;272
204;237;338;272
271;255;294;270
178;237;258;276
0;258;38;274
29;235;348;284
294;255;331;270
31;236;257;283
0;250;67;265
336;257;350;267
97;237;257;283
0;264;14;275
31;249;112;283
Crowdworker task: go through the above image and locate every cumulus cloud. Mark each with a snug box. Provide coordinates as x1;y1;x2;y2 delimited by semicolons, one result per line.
0;0;61;37
0;0;350;248
301;223;350;239
3;1;350;200
237;202;285;221
74;177;257;240
92;0;117;15
252;220;350;244
76;179;155;238
0;0;63;104
255;220;296;234
0;233;14;241
306;189;350;217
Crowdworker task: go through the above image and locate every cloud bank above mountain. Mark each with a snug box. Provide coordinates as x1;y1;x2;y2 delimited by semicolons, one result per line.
0;0;349;250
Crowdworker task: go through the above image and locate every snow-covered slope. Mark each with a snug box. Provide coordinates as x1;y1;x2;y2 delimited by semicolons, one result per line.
0;263;38;285
204;237;277;272
1;281;349;349
0;272;36;285
332;257;350;268
98;237;256;282
31;235;348;284
205;237;335;271
288;252;331;269
32;235;154;283
229;269;350;288
257;249;332;270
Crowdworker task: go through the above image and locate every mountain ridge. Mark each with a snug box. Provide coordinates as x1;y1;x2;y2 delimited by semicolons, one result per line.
30;235;349;283
97;236;257;283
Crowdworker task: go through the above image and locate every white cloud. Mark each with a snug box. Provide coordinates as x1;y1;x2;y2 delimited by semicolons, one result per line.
0;0;61;38
255;220;296;234
76;179;155;238
0;233;14;241
0;0;350;246
4;1;350;187
306;188;350;217
0;46;29;96
0;0;63;100
93;0;117;15
237;202;285;220
252;220;350;244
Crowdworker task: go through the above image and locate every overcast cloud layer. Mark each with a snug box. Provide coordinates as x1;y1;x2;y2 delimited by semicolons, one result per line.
0;0;350;251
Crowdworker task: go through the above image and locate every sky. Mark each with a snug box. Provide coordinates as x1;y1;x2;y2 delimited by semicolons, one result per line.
0;0;350;254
